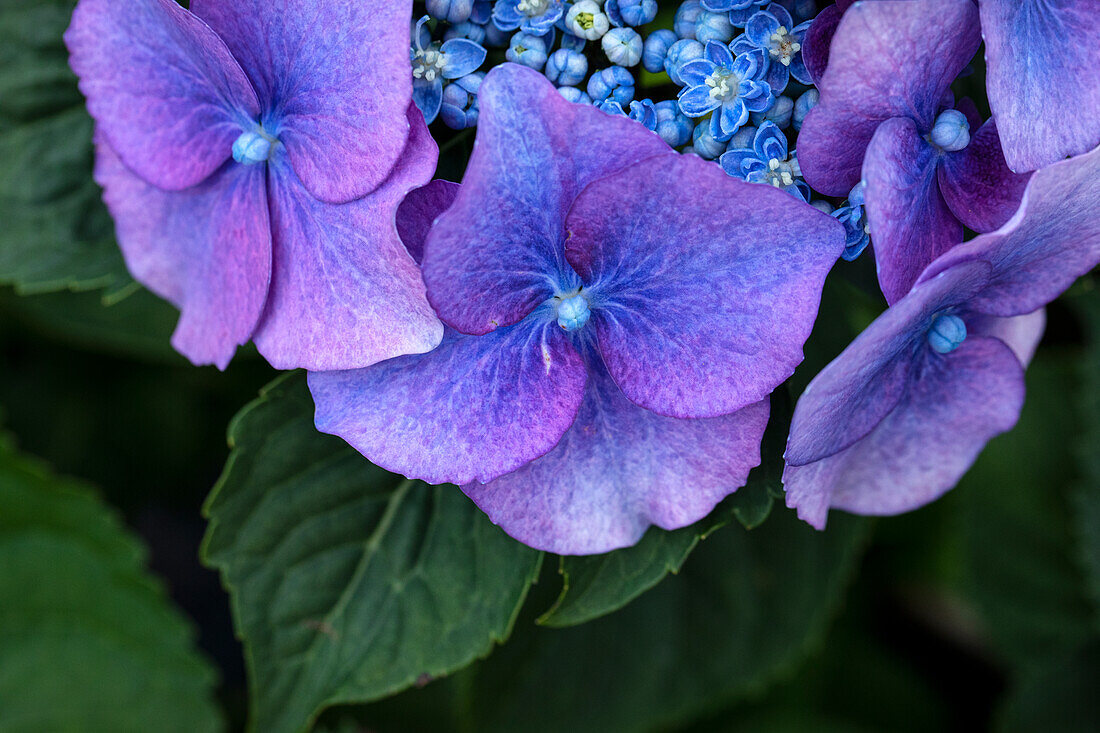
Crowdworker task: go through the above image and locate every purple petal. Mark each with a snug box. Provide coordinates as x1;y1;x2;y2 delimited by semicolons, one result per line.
309;320;587;486
863;116;963;304
981;0;1100;172
191;0;418;203
93;136;270;370
785;259;992;466
421;63;668;336
463;357;770;554
971;309;1046;368
253;107;443;370
939;118;1030;233
396;180;461;265
918;144;1100;317
784;336;1025;529
802;3;840;85
566;154;844;418
65;0;260;191
797;0;980;195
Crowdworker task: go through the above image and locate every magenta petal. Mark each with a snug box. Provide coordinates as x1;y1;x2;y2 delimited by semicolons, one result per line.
396;180;461;265
192;0;417;202
784;336;1025;529
918;145;1100;318
253;108;443;370
785;259;992;466
66;0;260;191
567;154;843;418
797;0;980;195
939;119;1030;233
463;359;770;554
863;117;963;304
94;138;270;370
802;4;840;85
421;64;669;335
309;321;587;486
981;0;1100;172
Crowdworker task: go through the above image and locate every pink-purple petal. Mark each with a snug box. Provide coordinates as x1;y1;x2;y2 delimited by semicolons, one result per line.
863;116;964;304
566;153;844;418
801;3;840;85
66;0;260;191
191;0;417;203
939;118;1030;233
463;358;770;554
970;309;1047;368
308;321;587;486
396;180;461;265
981;0;1100;172
421;63;669;336
797;0;980;195
784;336;1025;529
94;137;270;370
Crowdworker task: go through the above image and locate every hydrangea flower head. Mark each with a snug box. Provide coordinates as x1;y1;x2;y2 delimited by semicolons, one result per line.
677;42;773;140
731;3;812;94
65;0;443;369
784;145;1100;528
309;64;845;554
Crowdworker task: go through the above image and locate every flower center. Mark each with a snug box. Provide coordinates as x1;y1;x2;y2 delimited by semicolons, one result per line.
927;313;967;354
706;69;741;102
930;109;970;152
232;127;276;166
573;11;596;29
765;156;799;187
517;0;550;17
554;289;591;331
768;27;801;67
413;47;448;82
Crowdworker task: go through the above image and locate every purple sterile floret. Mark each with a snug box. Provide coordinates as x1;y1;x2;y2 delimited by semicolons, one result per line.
310;63;845;555
66;0;442;370
783;144;1100;530
980;0;1100;173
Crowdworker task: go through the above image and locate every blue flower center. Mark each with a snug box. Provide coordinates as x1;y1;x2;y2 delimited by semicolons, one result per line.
927;313;967;354
555;289;590;331
930;109;970;152
768;26;800;66
706;69;742;103
232;128;276;166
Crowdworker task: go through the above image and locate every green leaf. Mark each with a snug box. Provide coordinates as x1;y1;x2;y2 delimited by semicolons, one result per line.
1069;287;1100;621
0;433;222;732
998;640;1100;733
0;0;129;294
201;374;543;733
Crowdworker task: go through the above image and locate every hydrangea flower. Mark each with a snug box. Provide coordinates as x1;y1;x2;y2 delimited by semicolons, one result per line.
566;0;611;41
702;0;770;26
599;98;658;132
65;0;443;369
731;3;811;94
492;0;563;36
783;145;1100;529
606;0;659;27
411;16;488;123
440;72;484;129
309;64;844;554
678;42;772;141
980;0;1100;172
798;0;1028;303
832;182;871;261
720;121;809;200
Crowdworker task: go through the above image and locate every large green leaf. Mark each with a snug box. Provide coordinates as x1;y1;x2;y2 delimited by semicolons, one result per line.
0;433;221;732
1070;288;1100;621
0;0;129;294
201;374;543;733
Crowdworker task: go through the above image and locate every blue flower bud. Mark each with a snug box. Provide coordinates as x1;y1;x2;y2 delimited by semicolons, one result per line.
506;31;549;69
440;72;483;130
793;88;818;131
555;291;591;331
643;29;677;73
566;0;611;41
930;109;971;152
232;128;274;165
587;66;635;105
810;199;835;215
612;0;659;26
602;27;643;66
693;118;726;159
445;20;488;44
726;124;757;150
471;0;492;23
545;48;588;85
427;0;474;23
484;21;512;47
654;100;693;147
848;180;866;207
751;95;794;129
561;32;587;52
695;10;735;44
665;38;704;85
674;0;704;39
832;204;870;261
927;313;967;354
558;86;593;104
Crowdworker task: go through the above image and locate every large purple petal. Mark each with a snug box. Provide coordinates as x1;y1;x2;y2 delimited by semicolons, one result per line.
94;137;270;370
464;356;770;554
863;116;964;304
566;153;843;418
802;3;840;85
784;336;1025;529
918;144;1100;317
253;107;443;370
797;0;980;195
421;63;670;336
308;319;587;486
66;0;260;191
396;180;461;265
785;259;992;466
191;0;418;203
939;118;1030;233
981;0;1100;172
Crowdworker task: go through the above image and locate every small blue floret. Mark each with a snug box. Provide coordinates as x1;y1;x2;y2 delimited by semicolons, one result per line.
232;129;274;166
930;109;970;152
927;313;967;354
556;292;591;331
